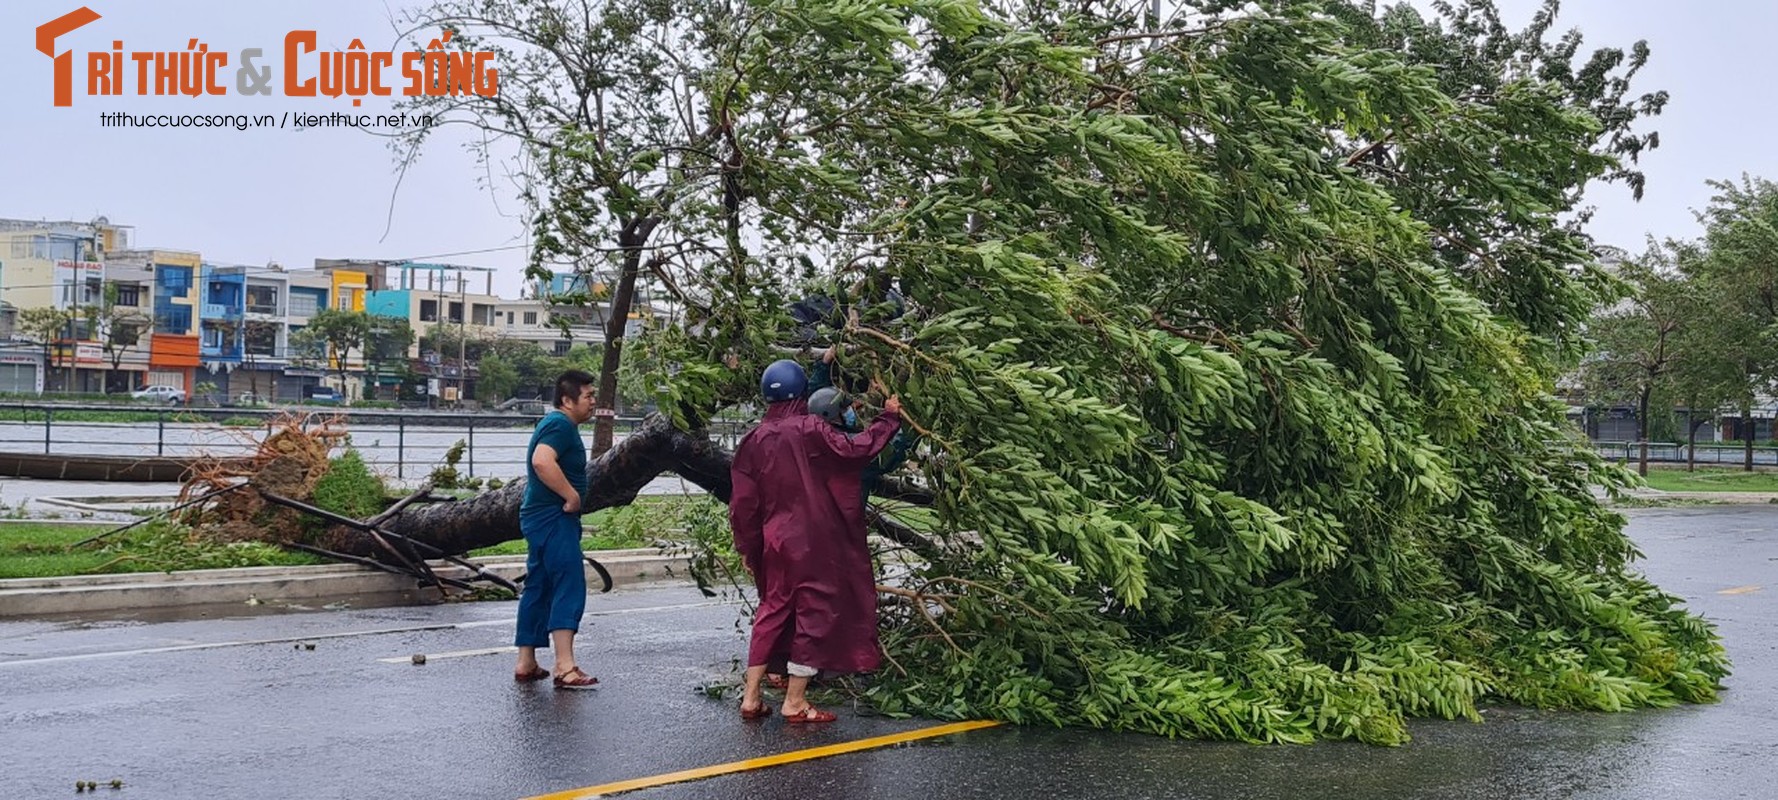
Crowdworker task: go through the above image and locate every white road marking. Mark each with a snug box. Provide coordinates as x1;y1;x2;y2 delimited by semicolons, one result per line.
378;646;513;663
0;600;729;668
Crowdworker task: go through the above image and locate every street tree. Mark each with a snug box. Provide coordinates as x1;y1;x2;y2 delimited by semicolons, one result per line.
476;351;519;402
365;315;416;401
397;0;748;455
1578;244;1697;475
240;320;281;400
292;308;369;397
88;283;149;394
16;306;73;392
1692;175;1778;470
310;0;1731;744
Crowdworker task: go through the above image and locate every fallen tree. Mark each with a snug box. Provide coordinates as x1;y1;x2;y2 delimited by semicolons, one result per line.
266;0;1732;745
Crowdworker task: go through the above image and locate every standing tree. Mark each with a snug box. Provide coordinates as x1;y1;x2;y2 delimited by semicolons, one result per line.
240;319;282;401
277;0;1733;745
293;308;369;398
1579;244;1697;475
1693;175;1778;470
398;0;745;455
476;352;519;403
365;315;416;401
90;283;149;394
16;306;73;393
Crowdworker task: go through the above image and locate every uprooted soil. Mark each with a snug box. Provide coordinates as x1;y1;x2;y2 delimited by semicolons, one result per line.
178;412;350;544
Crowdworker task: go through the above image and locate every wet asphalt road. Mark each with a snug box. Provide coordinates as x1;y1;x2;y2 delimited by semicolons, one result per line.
2;506;1773;799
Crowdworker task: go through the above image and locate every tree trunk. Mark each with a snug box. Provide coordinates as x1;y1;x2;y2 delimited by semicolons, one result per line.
327;414;734;557
298;412;940;564
591;218;660;457
1636;386;1650;477
1744;402;1755;472
1686;408;1698;473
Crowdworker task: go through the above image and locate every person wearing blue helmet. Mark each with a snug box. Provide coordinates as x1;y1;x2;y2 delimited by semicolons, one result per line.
729;357;903;723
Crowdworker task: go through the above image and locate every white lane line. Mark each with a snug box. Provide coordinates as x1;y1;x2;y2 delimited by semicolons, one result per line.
452;600;725;631
378;646;514;664
0;600;729;668
0;623;460;667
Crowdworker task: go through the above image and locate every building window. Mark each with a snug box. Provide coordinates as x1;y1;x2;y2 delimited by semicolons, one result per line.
553;340;572;356
245;285;278;314
288;292;318;318
448;301;463;324
8;236;49;260
419;299;439;322
115;284;140;307
523;311;538;325
157;266;192;291
156;305;192;334
245;323;277;356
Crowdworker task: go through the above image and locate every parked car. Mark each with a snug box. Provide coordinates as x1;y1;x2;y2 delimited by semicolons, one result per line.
494;396;547;414
131;385;186;404
304;386;346;406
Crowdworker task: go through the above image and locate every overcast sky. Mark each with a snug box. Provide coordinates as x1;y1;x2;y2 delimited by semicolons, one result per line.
1;0;1770;298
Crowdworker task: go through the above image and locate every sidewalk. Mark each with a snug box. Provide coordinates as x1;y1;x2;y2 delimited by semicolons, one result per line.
1618;488;1778;504
0;547;695;618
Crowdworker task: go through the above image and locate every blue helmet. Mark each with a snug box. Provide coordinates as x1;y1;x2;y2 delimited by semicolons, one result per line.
760;359;807;402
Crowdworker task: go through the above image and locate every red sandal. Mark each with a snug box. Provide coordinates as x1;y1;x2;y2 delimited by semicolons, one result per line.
553;666;600;690
740;703;772;720
783;706;836;724
514;666;550;682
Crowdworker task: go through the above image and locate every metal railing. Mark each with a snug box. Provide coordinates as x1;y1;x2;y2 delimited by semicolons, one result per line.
0;403;750;480
1591;441;1778;467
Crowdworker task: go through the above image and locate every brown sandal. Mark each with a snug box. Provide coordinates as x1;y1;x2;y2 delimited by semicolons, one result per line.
783;706;836;723
553;666;599;690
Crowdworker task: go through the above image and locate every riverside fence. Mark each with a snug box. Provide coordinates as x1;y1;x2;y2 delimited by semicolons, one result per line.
0;404;750;481
3;403;1775;482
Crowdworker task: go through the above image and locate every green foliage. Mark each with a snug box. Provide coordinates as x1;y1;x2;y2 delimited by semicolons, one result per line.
96;524;322;572
312;450;388;520
429;440;466;489
0;521;322;577
408;0;1726;744
477;353;520;402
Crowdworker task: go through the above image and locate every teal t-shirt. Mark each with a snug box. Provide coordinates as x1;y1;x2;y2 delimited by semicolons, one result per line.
522;410;587;513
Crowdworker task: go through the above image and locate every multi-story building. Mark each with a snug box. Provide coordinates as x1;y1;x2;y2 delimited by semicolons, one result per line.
233;265;291;402
95;247;202;395
0;220;674;403
0;217;130;393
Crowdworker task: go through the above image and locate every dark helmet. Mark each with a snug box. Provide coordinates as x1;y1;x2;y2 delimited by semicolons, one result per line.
760;359;807;402
807;387;849;425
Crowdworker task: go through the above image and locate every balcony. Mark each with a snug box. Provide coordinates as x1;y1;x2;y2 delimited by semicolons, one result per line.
201;303;242;321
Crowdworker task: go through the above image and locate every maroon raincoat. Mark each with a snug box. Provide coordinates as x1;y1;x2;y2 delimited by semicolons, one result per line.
729;398;902;674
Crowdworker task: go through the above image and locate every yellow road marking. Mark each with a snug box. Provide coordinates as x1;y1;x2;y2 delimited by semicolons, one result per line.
522;719;1002;799
1717;585;1763;595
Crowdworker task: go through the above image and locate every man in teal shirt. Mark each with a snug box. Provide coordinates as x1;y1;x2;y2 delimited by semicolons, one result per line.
513;369;600;689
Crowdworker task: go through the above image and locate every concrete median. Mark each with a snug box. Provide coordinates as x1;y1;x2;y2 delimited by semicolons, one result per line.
0;548;696;618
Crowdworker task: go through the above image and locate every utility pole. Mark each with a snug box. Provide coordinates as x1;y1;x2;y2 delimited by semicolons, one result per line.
465;273;472;407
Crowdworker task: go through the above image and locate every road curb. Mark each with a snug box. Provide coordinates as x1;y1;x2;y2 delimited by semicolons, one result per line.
0;548;696;618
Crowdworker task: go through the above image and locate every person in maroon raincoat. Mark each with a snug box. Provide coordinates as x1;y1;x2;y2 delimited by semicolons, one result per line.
730;359;903;723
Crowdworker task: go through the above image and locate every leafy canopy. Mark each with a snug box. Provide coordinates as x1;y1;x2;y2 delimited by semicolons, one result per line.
408;0;1726;744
